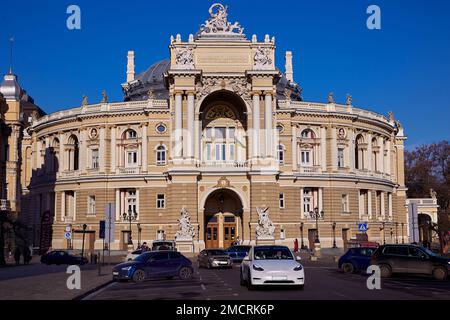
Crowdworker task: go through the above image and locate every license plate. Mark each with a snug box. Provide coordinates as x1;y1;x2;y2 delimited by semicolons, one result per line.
113;272;119;275
218;261;227;264
272;276;287;281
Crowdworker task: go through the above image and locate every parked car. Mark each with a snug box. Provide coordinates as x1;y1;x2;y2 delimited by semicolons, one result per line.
240;245;305;290
112;251;193;283
225;245;251;262
152;240;176;251
371;244;450;280
124;249;143;262
197;249;232;269
41;250;88;265
338;247;377;273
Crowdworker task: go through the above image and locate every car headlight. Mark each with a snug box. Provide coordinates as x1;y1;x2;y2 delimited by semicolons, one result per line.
121;266;132;271
252;264;264;271
293;264;303;271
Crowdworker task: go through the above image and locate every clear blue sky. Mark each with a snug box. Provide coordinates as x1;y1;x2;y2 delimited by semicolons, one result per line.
1;0;449;149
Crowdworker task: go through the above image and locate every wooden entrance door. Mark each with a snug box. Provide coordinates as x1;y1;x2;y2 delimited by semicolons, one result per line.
205;223;219;249
308;229;317;250
342;228;349;251
223;223;236;249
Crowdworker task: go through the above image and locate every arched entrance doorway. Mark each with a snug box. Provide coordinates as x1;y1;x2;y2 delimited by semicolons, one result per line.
418;213;433;248
204;189;243;249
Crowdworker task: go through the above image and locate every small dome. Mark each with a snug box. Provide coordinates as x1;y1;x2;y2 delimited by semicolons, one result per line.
0;73;22;100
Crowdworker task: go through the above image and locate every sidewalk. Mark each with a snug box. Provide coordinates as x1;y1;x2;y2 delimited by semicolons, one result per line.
0;262;113;300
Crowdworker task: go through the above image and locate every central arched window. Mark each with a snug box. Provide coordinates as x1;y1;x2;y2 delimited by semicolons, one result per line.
300;129;315;139
120;129;140;169
123;129;137;139
67;135;79;171
156;145;167;166
298;129;318;169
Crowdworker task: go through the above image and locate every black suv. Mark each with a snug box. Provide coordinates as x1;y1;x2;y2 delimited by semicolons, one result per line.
371;244;450;280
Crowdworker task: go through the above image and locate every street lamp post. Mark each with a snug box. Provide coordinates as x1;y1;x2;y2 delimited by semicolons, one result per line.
0;209;7;266
311;207;323;244
390;228;394;244
380;221;386;245
300;222;305;250
395;222;399;244
81;224;87;259
123;209;138;246
332;221;337;248
137;223;142;248
401;222;405;244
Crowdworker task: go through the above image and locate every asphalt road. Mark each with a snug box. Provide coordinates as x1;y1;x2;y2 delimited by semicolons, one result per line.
85;259;450;300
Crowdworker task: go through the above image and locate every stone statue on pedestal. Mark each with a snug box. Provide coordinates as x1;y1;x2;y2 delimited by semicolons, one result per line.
255;206;275;239
175;207;195;240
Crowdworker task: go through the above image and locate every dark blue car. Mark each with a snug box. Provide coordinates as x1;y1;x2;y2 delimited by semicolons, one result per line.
225;245;251;263
338;247;377;274
112;251;193;283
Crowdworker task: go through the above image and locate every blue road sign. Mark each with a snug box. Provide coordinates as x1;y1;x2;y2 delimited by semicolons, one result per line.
99;220;106;239
358;223;368;232
64;232;72;240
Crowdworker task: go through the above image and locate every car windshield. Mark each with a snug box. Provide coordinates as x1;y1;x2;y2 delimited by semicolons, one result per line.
254;247;293;260
207;250;226;255
421;247;440;257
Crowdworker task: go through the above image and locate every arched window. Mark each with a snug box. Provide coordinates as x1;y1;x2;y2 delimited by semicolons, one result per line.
277;145;285;165
52;138;60;172
156;145;166;166
67;135;79;171
355;134;365;170
122;129;137;140
300;129;315;139
371;137;378;172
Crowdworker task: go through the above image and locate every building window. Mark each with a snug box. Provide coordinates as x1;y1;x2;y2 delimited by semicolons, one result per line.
303;189;313;216
359;189;368;216
205;143;212;161
279;193;285;209
341;194;349;213
123;129;137;139
277;145;285;164
88;195;96;215
338;148;345;168
215;143;226;161
300;150;312;166
156;194;165;209
156;124;167;134
229;144;235;161
91;149;99;169
300;129;315;139
355;134;365;170
156;145;166;166
126;150;138;167
125;190;137;214
67;135;79;171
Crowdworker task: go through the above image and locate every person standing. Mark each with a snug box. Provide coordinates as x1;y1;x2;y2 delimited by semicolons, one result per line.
14;247;21;265
294;238;299;253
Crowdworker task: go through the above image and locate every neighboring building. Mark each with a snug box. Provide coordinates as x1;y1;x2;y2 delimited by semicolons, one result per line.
23;4;408;252
0;69;44;253
406;192;440;247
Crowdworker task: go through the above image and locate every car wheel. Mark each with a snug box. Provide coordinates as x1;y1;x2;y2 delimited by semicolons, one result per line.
379;265;392;278
132;269;146;283
247;270;254;291
432;267;448;281
342;262;355;274
179;267;193;280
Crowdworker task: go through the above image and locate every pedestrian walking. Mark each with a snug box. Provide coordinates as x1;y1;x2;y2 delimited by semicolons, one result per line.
141;242;149;252
23;246;32;265
235;236;241;245
294;238;299;253
14;247;21;265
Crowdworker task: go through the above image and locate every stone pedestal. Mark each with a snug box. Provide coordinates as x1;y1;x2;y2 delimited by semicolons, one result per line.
176;238;194;253
314;241;322;258
256;236;275;245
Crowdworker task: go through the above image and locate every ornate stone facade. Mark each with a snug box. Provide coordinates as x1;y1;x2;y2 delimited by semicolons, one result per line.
22;4;409;252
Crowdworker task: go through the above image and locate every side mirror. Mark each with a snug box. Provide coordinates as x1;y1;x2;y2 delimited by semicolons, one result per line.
296;255;302;261
243;256;250;262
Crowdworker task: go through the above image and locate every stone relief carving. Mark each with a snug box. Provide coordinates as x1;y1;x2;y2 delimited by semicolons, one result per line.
196;77;250;101
205;105;236;120
253;47;273;70
199;3;244;36
255;206;275;239
175;207;195;240
430;189;437;199
175;46;195;70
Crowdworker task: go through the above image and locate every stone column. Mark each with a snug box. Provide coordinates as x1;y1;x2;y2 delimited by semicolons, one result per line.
141;124;148;172
111;126;117;173
79;130;86;173
300;188;304;218
321;127;327;172
386;139;391;176
379;137;384;174
291;125;297;171
59;133;65;171
115;189;121;221
187;92;195;159
264;92;273;158
61;191;66;221
99;127;106;173
388;193;393;217
174;92;183;159
252;93;260;159
318;188;323;213
367;133;372;172
381;192;385;217
331;127;337;171
367;190;372;219
349;129;355;172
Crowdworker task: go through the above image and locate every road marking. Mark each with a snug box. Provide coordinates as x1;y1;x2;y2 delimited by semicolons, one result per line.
201;284;206;291
82;281;117;300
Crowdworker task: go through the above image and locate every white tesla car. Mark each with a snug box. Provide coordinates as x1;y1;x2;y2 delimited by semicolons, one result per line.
240;245;305;290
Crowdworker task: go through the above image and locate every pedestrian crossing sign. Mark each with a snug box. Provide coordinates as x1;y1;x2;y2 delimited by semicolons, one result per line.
358;223;368;232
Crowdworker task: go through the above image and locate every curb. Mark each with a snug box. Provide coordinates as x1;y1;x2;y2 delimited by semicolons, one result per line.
72;279;115;301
